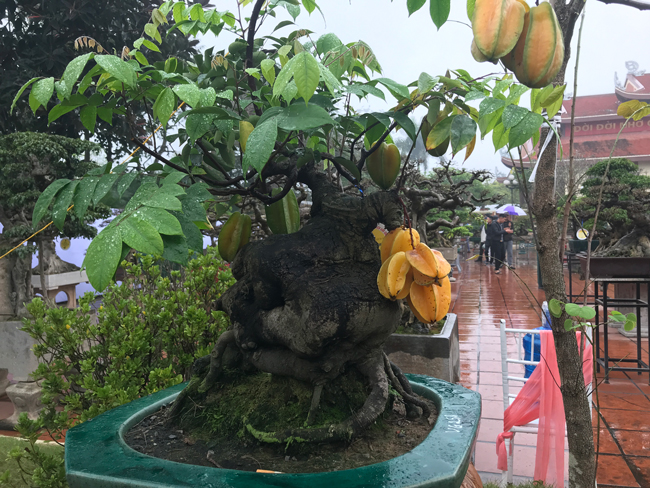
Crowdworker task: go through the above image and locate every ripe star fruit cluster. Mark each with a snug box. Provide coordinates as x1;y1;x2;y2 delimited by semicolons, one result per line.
471;0;564;88
376;227;452;325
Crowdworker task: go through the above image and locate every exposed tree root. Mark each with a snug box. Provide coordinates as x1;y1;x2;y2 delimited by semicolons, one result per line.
383;353;431;420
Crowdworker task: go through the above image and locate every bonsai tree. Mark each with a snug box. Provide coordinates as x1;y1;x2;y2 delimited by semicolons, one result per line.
573;158;650;256
17;0;554;444
0;132;110;318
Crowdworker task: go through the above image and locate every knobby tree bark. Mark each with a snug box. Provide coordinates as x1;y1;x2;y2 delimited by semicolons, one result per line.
532;1;594;486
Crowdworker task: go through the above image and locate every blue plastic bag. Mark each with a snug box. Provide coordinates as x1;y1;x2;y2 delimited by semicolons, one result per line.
523;302;552;378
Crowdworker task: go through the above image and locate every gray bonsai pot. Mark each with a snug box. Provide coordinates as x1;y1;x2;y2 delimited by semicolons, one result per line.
65;374;481;488
384;313;459;383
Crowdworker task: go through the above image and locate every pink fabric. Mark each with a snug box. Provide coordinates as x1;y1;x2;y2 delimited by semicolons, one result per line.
496;331;593;486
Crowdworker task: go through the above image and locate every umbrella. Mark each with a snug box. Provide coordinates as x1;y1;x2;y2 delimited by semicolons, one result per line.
496;204;527;216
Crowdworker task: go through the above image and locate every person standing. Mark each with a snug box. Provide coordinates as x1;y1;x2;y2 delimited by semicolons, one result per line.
484;215;494;265
490;214;512;274
504;218;514;269
478;216;488;263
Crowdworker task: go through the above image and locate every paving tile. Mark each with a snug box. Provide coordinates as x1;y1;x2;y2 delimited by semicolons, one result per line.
482;399;505;420
596;392;650;411
594;379;644;395
627;456;650;486
612;430;650;457
477;418;504;443
473;441;501;474
479;360;505;373
596;454;640;487
479;372;504;386
594;427;622;455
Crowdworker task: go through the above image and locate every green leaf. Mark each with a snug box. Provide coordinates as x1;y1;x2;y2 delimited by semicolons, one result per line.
172;84;201;107
564;303;582;317
505;84;529;106
578;307;596;320
125;182;158;211
265;189;301;234
417;72;439;94
242;118;278;176
501;105;528;130
80;105;97;133
426;116;455;150
11;77;39;114
479;97;506;117
430;0;451;29
145;190;183;211
153;87;176;127
564;319;575;331
492;122;509;150
624;320;636;332
119;217;164;255
548;298;563;318
48;105;78;125
292;51;320;104
333;157;361;182
95;55;137;88
509;111;544;148
185;114;214;142
29;78;54;113
466;90;486;102
302;0;316;13
318;62;342;95
391;111;417;141
609;310;625;322
117;173;137;196
93;173;120;205
32;179;70;228
541;85;566;119
467;0;476;19
173;212;203;253
83;226;122;291
450;115;477;154
73;177;100;218
161;234;189;264
276;103;334;131
62;53;93;99
97;107;113;125
408;0;427;15
375;78;410;100
626;312;637;322
52;180;79;230
260;58;276;86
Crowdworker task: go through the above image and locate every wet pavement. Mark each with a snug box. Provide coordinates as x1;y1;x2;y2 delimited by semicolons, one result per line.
455;246;650;487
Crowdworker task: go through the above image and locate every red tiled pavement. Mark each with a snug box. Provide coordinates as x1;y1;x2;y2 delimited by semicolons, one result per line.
452;247;649;487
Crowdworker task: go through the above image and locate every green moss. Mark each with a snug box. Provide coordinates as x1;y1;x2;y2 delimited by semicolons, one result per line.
176;369;374;445
395;317;445;335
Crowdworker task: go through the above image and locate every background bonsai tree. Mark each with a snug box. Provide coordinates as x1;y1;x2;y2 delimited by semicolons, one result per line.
0;132;110;319
573;158;650;256
17;0;551;443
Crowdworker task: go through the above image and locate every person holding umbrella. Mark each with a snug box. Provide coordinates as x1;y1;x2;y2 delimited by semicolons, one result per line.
490;214;513;274
504;217;515;269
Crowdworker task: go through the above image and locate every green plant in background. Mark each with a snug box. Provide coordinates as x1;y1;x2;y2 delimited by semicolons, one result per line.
548;298;636;332
0;247;234;488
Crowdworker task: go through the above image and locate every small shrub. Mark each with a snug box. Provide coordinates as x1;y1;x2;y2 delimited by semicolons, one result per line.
0;247;234;487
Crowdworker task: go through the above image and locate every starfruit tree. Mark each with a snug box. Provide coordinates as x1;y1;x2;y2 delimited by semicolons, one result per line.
17;0;555;442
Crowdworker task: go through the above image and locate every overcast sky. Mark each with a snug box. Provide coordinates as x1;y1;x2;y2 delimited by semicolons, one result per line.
203;0;650;176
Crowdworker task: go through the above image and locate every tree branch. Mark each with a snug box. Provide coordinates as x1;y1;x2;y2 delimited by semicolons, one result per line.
596;0;650;9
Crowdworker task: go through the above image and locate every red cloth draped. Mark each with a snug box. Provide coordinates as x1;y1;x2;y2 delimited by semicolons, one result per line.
496;331;593;486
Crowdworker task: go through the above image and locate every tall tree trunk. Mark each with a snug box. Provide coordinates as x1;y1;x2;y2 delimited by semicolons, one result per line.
531;2;595;486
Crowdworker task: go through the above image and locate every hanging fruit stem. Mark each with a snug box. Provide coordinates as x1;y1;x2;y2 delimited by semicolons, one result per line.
398;196;415;249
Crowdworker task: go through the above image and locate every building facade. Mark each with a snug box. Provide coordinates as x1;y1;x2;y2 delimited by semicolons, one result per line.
502;62;650;175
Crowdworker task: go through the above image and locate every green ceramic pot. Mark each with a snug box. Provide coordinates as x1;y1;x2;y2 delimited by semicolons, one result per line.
65;375;481;488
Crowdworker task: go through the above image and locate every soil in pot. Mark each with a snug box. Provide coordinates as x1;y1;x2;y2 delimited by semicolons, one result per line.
125;370;437;474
